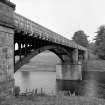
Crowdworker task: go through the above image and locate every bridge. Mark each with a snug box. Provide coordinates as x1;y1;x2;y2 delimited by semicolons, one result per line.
0;0;88;94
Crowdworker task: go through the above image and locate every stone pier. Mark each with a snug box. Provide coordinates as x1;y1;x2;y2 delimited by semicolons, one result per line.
56;48;82;80
56;48;83;92
56;62;82;80
0;0;15;96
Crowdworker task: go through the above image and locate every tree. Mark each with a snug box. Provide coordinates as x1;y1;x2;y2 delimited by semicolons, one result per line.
95;25;105;59
72;30;89;47
88;42;96;53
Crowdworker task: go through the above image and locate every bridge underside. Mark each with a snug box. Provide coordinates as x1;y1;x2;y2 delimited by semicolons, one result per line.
14;31;74;72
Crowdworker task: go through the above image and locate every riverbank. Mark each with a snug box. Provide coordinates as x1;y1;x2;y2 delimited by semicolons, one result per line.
87;59;105;71
1;94;105;105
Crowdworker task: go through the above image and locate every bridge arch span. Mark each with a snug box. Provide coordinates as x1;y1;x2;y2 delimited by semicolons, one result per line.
14;45;72;72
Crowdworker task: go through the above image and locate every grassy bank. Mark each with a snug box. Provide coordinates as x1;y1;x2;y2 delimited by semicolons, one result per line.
1;94;105;105
87;52;105;71
87;59;105;71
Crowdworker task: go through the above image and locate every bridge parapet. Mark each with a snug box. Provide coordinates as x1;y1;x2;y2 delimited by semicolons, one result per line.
14;13;87;51
0;0;15;28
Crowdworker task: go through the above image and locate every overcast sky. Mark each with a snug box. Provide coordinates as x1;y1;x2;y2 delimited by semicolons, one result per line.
11;0;105;42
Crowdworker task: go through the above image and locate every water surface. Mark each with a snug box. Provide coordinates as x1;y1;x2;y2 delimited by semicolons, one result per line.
15;71;56;95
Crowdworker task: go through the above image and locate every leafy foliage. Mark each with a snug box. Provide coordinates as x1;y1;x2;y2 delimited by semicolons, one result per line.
72;30;89;47
88;42;96;53
95;25;105;59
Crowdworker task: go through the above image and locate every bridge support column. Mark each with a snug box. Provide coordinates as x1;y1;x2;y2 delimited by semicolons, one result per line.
83;51;88;71
56;62;82;93
0;1;15;96
72;48;78;64
56;48;82;92
56;48;82;80
56;62;82;80
0;26;15;96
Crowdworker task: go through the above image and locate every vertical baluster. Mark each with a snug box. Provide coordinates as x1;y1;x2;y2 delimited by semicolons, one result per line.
19;35;22;62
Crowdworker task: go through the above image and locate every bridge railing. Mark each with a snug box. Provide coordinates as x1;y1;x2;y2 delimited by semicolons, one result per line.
14;13;87;51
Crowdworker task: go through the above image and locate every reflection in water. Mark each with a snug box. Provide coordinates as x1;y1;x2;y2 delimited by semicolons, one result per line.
14;71;56;95
14;51;60;95
84;80;97;97
21;71;30;78
15;71;105;98
83;80;105;98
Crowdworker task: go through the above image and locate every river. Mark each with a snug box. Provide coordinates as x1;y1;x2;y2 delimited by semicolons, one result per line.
14;51;105;98
14;71;56;95
14;68;105;98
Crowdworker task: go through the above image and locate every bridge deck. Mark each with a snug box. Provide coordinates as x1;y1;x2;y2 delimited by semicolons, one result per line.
14;13;87;51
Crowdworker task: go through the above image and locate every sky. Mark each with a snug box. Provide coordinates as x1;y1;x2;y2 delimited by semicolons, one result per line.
11;0;105;42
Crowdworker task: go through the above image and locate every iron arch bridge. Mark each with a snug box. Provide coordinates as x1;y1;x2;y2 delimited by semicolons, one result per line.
14;12;87;72
0;0;88;93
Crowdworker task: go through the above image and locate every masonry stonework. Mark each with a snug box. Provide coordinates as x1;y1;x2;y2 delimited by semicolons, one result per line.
0;1;15;96
0;26;14;95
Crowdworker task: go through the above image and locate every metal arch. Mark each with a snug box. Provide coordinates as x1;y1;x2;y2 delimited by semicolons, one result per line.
15;45;72;72
39;45;72;59
49;49;64;62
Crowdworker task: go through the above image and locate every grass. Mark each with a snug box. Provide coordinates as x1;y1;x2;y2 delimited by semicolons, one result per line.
87;59;105;71
1;93;105;105
87;52;105;71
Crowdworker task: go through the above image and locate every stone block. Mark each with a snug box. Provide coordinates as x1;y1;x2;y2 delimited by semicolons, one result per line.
0;1;15;96
56;63;82;80
56;64;63;79
0;26;14;82
0;2;15;27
